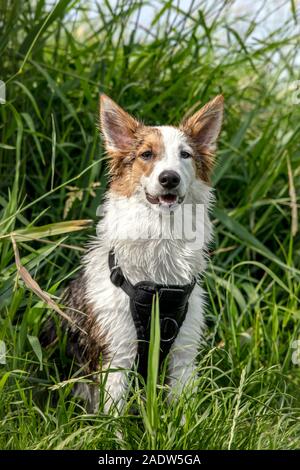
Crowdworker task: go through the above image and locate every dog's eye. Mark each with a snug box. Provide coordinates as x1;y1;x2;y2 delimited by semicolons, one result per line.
180;150;192;159
141;151;153;160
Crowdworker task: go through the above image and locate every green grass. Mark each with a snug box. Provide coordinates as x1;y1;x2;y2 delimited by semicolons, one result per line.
0;0;300;450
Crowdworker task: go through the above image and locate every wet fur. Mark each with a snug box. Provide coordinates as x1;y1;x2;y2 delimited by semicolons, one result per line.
41;94;224;413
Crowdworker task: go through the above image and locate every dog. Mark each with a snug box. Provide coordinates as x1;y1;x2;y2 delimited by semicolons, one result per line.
41;93;224;414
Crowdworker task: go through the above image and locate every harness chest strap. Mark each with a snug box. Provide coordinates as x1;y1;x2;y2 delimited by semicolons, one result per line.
108;250;196;380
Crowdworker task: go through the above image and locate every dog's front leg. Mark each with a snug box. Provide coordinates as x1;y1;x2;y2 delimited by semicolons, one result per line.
84;368;129;414
167;286;205;400
100;309;137;414
85;279;138;414
102;365;131;414
87;354;136;414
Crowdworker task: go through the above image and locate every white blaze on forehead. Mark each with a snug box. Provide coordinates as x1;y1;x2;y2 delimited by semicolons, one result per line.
155;126;192;166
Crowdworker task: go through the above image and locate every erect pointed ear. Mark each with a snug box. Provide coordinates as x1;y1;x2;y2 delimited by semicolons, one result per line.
99;94;140;153
180;95;224;154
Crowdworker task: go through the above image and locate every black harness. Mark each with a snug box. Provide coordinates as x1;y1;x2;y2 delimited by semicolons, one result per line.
108;250;196;380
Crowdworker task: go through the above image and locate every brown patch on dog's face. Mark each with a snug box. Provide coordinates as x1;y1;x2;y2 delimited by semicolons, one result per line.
180;95;224;183
110;127;165;197
100;95;166;197
184;137;215;183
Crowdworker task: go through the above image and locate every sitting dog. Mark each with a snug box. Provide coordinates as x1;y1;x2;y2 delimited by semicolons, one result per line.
41;93;224;413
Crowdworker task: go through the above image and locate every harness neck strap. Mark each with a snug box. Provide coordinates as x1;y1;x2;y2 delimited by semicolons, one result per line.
108;250;136;298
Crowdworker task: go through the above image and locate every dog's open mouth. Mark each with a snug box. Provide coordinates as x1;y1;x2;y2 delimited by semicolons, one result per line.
146;193;184;206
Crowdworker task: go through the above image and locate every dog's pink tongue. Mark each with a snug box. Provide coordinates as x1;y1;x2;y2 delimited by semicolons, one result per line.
160;194;177;203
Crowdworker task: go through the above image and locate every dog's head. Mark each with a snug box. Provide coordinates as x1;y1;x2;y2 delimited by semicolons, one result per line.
100;94;223;210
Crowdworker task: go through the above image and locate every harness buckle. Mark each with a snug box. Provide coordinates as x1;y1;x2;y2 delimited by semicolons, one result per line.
160;317;179;343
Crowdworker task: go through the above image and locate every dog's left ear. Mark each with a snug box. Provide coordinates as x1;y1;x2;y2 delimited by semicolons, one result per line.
100;94;140;154
180;95;224;156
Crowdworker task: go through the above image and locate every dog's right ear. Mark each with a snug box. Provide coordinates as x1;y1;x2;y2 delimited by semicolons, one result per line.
100;94;140;154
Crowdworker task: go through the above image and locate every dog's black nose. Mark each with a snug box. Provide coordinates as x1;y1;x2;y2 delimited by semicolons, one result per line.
159;170;180;189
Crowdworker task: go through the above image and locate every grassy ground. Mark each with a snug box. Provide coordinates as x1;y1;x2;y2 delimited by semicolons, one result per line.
0;0;300;450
